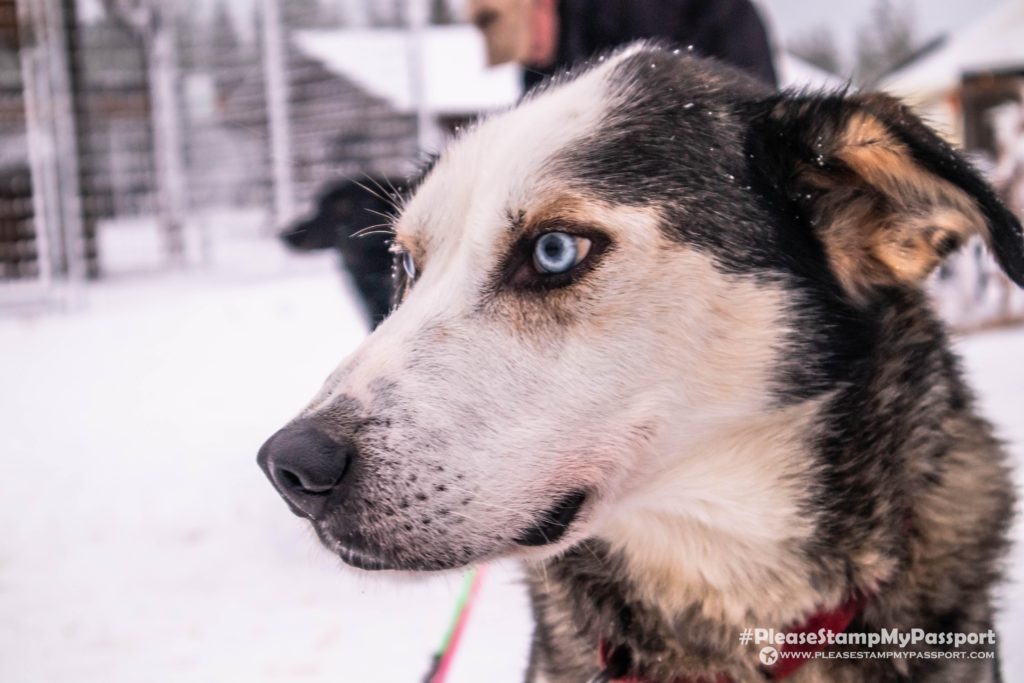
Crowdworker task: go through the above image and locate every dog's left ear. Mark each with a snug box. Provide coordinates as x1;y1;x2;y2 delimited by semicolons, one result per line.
751;92;1024;301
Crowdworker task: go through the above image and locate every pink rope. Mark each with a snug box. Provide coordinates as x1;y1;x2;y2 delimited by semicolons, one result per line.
430;565;488;683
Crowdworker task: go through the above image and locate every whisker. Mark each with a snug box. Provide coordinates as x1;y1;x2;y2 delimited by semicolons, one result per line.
353;230;397;239
359;173;404;212
354;176;401;213
365;207;398;223
351;222;395;238
374;175;399;199
382;176;407;210
352;178;390;205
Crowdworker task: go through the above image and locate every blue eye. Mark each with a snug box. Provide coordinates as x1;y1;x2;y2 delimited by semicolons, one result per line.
402;251;417;279
533;232;591;274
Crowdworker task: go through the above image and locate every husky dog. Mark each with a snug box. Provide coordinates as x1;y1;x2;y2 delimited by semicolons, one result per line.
258;46;1024;682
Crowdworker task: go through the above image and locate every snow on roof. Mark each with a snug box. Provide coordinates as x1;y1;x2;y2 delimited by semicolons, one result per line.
293;25;521;115
882;0;1024;99
777;53;849;92
293;28;852;114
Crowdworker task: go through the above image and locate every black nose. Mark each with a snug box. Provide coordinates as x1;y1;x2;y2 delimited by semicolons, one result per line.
257;421;354;519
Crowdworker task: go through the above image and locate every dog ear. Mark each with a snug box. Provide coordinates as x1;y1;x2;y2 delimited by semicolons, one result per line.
752;92;1024;301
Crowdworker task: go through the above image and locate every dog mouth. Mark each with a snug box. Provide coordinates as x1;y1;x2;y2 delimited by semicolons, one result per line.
336;544;400;571
514;490;588;547
314;489;589;570
316;527;403;571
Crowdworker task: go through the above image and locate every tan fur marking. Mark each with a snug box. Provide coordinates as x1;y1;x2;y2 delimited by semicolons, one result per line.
522;193;661;237
808;111;987;299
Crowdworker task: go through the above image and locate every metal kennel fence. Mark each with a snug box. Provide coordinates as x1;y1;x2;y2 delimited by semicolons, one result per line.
0;0;437;307
1;0;86;305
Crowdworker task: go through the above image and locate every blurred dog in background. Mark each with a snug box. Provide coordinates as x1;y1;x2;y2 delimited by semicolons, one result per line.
280;178;399;327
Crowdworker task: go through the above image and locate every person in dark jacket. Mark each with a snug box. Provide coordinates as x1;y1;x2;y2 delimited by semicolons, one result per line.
471;0;777;90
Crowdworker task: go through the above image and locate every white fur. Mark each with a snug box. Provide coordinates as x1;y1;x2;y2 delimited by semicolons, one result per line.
597;398;824;625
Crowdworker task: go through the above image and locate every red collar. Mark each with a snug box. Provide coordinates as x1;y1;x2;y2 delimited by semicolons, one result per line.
598;593;866;683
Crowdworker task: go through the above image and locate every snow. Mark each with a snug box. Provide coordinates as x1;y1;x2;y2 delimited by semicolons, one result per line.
881;0;1024;100
776;53;849;92
293;26;521;115
0;237;1022;682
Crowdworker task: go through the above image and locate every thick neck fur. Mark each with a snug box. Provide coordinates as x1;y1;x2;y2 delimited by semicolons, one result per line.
526;289;1013;683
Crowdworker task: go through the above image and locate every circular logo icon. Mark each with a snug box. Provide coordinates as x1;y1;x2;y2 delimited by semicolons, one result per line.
759;646;780;666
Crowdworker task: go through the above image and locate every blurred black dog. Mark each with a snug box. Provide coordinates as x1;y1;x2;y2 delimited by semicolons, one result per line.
281;179;399;327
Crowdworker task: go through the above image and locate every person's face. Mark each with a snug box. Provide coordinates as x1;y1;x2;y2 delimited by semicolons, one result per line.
526;0;559;68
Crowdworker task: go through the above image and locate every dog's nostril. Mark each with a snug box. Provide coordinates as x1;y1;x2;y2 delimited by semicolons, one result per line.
257;421;355;519
273;466;336;495
276;467;301;490
273;462;342;495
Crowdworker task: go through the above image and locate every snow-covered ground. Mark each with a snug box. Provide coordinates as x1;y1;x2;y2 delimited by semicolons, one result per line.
1;238;1022;682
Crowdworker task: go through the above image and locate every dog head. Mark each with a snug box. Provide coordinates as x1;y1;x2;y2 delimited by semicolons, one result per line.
258;45;1024;572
